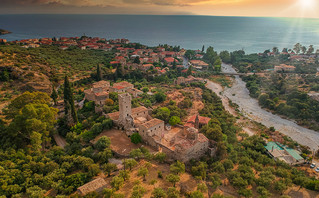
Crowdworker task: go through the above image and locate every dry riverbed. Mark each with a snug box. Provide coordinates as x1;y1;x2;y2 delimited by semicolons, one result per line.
206;63;319;151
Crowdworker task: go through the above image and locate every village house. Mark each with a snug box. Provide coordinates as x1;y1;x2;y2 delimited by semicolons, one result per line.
157;47;165;52
141;64;153;71
189;60;209;70
126;88;143;98
164;51;177;57
84;81;110;112
109;81;134;93
85;80;142;113
59;46;69;50
126;63;140;70
265;142;304;165
164;57;178;65
195;54;204;59
184;114;211;129
115;56;127;66
179;49;186;56
274;64;296;72
106;93;215;162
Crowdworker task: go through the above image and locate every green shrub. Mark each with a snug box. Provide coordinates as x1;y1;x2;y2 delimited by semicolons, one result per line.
131;133;142;144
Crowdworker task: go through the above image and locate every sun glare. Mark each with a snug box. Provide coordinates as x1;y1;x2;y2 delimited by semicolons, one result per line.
300;0;316;7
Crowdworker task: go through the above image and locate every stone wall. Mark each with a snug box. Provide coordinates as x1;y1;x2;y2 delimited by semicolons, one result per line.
139;122;165;140
182;140;209;162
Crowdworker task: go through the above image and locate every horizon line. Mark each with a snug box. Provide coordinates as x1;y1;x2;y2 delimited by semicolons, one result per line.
0;13;318;20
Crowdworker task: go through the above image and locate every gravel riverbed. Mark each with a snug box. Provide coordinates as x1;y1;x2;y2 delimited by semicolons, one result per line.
208;63;319;151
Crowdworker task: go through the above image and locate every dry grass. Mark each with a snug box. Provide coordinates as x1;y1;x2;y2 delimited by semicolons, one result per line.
93;129;155;156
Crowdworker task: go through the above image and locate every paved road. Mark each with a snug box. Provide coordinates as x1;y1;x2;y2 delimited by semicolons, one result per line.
182;56;189;68
219;63;319;151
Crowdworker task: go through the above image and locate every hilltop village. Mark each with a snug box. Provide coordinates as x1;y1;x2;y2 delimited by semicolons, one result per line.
1;36;319;198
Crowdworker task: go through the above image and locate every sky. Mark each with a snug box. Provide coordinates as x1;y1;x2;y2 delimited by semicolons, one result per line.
1;0;319;18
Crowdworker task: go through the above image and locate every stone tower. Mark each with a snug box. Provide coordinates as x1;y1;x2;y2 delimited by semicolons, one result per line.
119;93;132;122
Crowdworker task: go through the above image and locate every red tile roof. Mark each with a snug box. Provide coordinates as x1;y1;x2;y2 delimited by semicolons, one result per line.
110;61;120;64
164;57;177;63
113;85;125;90
189;115;211;124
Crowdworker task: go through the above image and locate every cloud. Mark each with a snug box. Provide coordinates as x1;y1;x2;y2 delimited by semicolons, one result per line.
1;0;116;7
1;0;52;5
1;0;244;7
122;0;210;6
122;0;244;6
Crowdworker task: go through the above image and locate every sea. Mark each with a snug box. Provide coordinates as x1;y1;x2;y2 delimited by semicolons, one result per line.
1;14;319;54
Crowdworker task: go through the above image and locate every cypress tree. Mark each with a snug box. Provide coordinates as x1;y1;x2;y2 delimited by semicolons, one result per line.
97;64;102;81
116;65;123;79
202;45;205;52
51;86;58;105
133;56;140;64
172;59;177;70
63;76;78;125
187;65;192;76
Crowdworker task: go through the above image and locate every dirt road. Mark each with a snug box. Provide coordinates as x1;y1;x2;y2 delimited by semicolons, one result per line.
53;134;67;148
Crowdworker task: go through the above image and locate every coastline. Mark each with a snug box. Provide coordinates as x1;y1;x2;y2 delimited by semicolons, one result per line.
0;29;11;35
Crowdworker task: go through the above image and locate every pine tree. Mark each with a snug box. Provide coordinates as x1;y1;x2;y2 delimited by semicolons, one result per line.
51;86;58;105
63;76;78;125
97;64;102;81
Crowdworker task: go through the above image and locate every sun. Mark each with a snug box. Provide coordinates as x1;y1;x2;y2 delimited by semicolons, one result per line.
300;0;316;7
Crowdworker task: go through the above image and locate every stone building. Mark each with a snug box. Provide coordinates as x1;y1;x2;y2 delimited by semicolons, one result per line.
184;114;211;129
106;93;157;134
189;60;209;70
84;80;143;113
84;80;110;112
109;81;134;93
126;88;143;98
106;93;215;162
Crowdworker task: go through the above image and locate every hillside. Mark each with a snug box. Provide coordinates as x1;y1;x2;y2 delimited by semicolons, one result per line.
0;44;114;109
